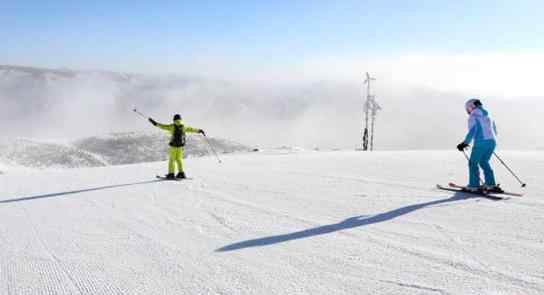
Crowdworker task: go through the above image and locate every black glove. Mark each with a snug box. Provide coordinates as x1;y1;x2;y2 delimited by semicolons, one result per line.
198;129;206;136
456;142;469;151
148;118;157;126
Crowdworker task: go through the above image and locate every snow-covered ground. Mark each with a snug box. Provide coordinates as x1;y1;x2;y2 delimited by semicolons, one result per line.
0;150;543;294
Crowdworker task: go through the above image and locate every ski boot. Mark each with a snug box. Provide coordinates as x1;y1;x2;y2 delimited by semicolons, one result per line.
176;172;186;179
462;186;482;193
483;184;504;193
165;173;176;180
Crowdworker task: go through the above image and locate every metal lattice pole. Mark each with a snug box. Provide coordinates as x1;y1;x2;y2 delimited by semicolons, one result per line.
361;73;381;151
363;103;369;151
370;112;376;151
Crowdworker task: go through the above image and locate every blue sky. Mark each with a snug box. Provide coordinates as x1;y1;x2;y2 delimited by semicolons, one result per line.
2;0;543;79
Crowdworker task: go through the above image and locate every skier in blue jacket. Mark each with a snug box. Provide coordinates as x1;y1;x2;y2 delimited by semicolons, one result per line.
456;98;503;193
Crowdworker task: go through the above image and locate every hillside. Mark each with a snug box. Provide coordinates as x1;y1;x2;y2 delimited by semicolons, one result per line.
0;132;253;169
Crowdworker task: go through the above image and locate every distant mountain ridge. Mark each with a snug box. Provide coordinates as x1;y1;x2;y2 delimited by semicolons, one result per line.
0;132;254;169
0;64;143;82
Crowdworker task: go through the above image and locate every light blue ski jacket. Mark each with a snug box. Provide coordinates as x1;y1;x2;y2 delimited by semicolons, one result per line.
463;107;497;147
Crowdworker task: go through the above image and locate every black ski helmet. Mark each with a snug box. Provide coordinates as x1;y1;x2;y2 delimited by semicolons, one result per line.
173;114;182;121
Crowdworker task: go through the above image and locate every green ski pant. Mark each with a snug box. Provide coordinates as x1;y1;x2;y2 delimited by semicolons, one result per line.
168;146;184;174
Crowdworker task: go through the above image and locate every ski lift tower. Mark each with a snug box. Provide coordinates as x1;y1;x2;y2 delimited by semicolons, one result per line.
361;72;381;151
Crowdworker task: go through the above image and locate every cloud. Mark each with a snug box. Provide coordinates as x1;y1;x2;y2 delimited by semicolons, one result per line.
0;64;542;150
274;53;544;98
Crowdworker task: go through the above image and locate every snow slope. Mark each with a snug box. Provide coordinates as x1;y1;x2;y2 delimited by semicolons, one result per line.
0;150;543;294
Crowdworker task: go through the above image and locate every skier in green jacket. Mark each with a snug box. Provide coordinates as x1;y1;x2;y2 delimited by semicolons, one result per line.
149;114;205;179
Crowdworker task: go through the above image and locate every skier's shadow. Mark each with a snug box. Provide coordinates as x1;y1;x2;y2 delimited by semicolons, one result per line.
0;180;162;204
216;192;483;252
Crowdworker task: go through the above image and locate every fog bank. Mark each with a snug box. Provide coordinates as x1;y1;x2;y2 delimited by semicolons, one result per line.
1;65;542;150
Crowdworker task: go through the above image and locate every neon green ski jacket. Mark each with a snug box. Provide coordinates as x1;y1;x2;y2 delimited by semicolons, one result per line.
153;119;200;147
154;119;200;134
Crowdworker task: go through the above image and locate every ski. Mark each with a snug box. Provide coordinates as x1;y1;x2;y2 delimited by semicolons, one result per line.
156;175;185;181
436;184;504;200
436;183;523;199
447;182;523;197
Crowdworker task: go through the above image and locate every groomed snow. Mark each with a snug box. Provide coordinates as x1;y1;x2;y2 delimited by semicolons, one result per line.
0;150;543;294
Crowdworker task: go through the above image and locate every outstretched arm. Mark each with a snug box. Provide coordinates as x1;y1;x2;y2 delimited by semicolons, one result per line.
184;125;205;135
149;118;172;131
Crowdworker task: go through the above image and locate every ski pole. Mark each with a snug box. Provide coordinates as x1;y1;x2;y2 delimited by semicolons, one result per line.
493;152;526;188
462;149;484;185
202;135;222;164
462;149;470;161
133;108;148;119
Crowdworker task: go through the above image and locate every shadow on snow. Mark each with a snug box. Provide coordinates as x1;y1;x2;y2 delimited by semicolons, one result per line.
216;192;493;252
0;180;161;204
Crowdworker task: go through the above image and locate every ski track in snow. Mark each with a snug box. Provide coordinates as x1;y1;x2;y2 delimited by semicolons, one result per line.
0;150;542;294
